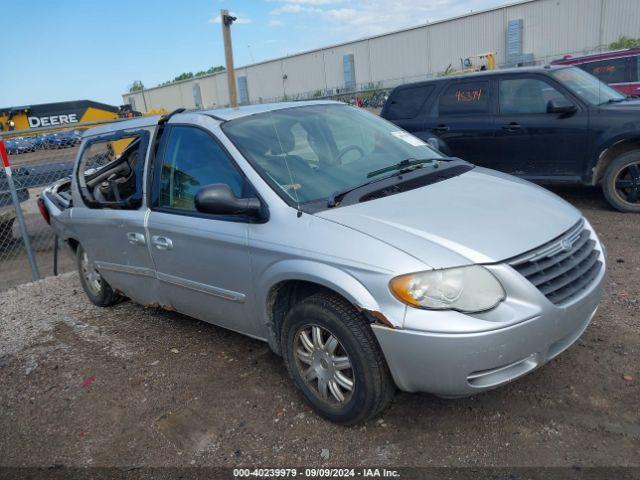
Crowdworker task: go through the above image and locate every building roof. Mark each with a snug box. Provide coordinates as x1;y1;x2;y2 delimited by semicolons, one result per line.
0;100;120;117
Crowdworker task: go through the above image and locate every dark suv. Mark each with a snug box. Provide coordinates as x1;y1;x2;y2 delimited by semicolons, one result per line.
381;65;640;212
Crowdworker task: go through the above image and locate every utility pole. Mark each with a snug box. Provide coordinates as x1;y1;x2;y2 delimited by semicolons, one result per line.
221;9;238;108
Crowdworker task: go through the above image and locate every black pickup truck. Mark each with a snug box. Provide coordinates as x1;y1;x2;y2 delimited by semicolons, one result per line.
381;65;640;212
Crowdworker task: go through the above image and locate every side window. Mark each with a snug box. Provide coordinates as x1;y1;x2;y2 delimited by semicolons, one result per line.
385;85;435;120
77;132;146;209
439;81;491;115
499;78;568;114
632;56;639;82
157;126;247;212
579;58;628;84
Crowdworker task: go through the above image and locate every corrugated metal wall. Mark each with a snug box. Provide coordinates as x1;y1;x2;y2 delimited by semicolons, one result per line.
123;0;640;111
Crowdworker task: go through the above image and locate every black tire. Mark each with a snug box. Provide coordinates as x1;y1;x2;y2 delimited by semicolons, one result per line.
602;151;640;213
76;245;122;307
281;292;395;425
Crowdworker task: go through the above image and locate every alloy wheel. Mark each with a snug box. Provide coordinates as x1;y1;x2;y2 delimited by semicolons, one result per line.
613;161;640;205
293;324;355;404
80;251;102;296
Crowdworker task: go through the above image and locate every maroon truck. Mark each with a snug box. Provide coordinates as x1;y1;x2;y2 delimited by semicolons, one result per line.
552;49;640;97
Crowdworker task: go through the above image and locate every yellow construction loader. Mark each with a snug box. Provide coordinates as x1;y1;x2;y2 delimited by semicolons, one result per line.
444;52;497;76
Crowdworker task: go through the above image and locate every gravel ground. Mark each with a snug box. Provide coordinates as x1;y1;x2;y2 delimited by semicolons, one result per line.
0;186;638;469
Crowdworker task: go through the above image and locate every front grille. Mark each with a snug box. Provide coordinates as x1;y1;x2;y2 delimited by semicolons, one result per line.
509;220;602;306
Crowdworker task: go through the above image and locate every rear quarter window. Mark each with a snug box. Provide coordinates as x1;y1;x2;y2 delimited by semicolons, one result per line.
385;85;435;120
438;80;491;115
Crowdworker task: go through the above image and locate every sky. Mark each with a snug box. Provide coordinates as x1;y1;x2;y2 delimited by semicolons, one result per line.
1;0;512;107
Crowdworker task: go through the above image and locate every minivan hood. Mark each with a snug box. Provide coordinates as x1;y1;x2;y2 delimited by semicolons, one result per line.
317;168;581;269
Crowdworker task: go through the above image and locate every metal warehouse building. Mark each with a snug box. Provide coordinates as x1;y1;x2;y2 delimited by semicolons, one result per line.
123;0;640;111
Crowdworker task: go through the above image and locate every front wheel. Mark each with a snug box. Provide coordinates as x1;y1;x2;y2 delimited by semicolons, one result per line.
602;151;640;213
77;245;122;307
281;293;395;425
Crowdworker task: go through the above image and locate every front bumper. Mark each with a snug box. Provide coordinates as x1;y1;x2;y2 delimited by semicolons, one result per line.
372;242;606;397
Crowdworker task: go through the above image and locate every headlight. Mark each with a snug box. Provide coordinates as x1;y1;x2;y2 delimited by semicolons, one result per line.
389;265;505;313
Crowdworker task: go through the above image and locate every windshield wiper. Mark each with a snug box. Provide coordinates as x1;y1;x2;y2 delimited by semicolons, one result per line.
366;158;437;179
327;179;382;208
600;97;626;105
327;158;440;208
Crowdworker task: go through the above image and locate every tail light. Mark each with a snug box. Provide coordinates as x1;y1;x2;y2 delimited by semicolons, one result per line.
37;197;51;225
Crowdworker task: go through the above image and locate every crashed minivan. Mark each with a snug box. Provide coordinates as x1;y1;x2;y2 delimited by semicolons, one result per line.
41;101;606;424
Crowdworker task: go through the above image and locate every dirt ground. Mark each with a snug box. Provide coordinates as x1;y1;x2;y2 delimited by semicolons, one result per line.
0;186;638;469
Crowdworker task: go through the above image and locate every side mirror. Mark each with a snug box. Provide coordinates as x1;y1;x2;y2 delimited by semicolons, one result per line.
194;184;262;217
547;98;577;115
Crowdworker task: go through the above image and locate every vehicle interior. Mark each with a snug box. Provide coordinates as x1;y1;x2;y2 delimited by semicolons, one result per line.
80;136;141;205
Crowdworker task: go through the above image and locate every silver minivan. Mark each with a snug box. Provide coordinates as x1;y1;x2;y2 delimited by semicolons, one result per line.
42;101;606;424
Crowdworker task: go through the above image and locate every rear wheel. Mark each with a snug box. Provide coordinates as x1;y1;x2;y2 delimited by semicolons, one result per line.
281;292;395;425
603;151;640;213
77;245;122;307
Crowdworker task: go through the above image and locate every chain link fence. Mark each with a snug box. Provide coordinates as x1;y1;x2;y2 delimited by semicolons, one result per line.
0;127;86;291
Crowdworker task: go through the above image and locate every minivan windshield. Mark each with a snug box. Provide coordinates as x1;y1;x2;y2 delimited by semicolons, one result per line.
222;104;443;204
551;67;626;105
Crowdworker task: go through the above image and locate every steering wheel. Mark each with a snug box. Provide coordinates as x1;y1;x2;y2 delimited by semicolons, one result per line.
335;145;365;164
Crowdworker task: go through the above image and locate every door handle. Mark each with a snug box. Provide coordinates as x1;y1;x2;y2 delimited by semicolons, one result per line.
126;232;146;246
502;122;522;132
433;124;450;133
151;235;173;251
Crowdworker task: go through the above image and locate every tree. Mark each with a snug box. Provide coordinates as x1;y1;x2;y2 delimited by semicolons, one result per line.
609;36;640;50
155;66;227;87
195;66;226;77
129;80;145;92
173;72;194;82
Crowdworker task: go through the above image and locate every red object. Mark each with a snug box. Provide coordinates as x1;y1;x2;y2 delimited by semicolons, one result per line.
37;197;51;224
0;140;9;167
551;48;640;96
82;375;96;388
